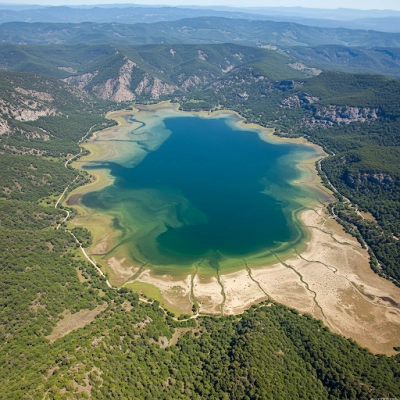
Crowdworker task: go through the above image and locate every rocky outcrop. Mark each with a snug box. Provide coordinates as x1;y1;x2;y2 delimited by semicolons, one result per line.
135;73;178;99
15;87;54;102
92;60;137;102
288;62;321;77
58;66;77;73
198;50;207;61
0;117;9;135
207;67;272;93
180;75;203;92
280;92;319;108
222;65;234;73
0;98;57;122
15;109;57;121
63;72;98;89
306;105;379;127
344;171;395;189
207;68;303;100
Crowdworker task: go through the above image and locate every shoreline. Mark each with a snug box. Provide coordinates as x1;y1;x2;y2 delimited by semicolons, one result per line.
64;102;400;354
67;101;333;278
65;100;334;280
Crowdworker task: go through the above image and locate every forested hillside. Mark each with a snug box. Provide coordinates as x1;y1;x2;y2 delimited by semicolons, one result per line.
288;45;400;79
0;43;305;103
2;18;400;48
0;71;116;156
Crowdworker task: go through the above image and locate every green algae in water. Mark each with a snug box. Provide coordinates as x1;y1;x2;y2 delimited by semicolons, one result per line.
82;114;321;274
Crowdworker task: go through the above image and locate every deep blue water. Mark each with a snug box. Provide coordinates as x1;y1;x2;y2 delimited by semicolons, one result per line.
82;116;314;264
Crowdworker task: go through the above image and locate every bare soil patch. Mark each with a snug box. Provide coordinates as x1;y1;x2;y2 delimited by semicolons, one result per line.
47;303;107;343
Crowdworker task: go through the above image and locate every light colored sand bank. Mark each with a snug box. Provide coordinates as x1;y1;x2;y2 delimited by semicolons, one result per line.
193;275;225;314
221;269;268;315
250;207;400;355
132;270;193;315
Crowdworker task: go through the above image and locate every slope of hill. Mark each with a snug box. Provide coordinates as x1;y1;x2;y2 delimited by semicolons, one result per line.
0;43;306;102
0;71;114;156
2;18;400;48
288;45;400;79
0;5;400;33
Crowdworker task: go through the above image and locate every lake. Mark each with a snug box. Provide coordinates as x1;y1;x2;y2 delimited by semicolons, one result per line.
80;106;328;275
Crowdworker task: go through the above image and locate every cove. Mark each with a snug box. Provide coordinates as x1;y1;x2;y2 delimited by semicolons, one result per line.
78;106;328;276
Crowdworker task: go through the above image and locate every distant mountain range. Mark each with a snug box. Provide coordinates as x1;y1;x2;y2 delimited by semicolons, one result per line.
0;4;399;32
2;22;400;81
2;17;400;48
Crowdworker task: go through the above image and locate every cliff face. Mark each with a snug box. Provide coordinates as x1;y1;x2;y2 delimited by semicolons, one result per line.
92;60;137;102
0;71;99;144
134;73;177;99
0;95;58;123
310;105;379;126
179;75;206;92
63;72;98;90
280;93;379;126
345;171;395;188
280;92;319;108
0;117;9;135
65;60;180;101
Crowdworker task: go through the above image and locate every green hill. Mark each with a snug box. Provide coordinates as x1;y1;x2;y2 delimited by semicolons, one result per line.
288;45;400;79
2;18;400;48
0;43;306;102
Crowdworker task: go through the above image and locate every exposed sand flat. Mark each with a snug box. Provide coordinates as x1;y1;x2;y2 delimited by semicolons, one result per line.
133;270;193;315
193;275;224;314
105;257;139;286
250;207;400;355
252;264;318;317
220;269;268;315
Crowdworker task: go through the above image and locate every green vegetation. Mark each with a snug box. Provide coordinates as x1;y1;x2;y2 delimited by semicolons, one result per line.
2;18;400;49
0;153;78;201
288;45;400;79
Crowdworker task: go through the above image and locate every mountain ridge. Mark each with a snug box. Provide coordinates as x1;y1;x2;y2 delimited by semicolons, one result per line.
2;17;400;48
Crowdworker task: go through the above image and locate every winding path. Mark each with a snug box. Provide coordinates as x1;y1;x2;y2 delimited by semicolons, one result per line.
54;125;114;290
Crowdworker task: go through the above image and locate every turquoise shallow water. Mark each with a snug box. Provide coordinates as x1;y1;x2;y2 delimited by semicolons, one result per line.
82;114;321;272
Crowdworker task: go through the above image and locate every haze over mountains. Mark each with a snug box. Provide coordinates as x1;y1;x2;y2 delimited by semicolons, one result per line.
0;3;400;32
2;14;400;79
